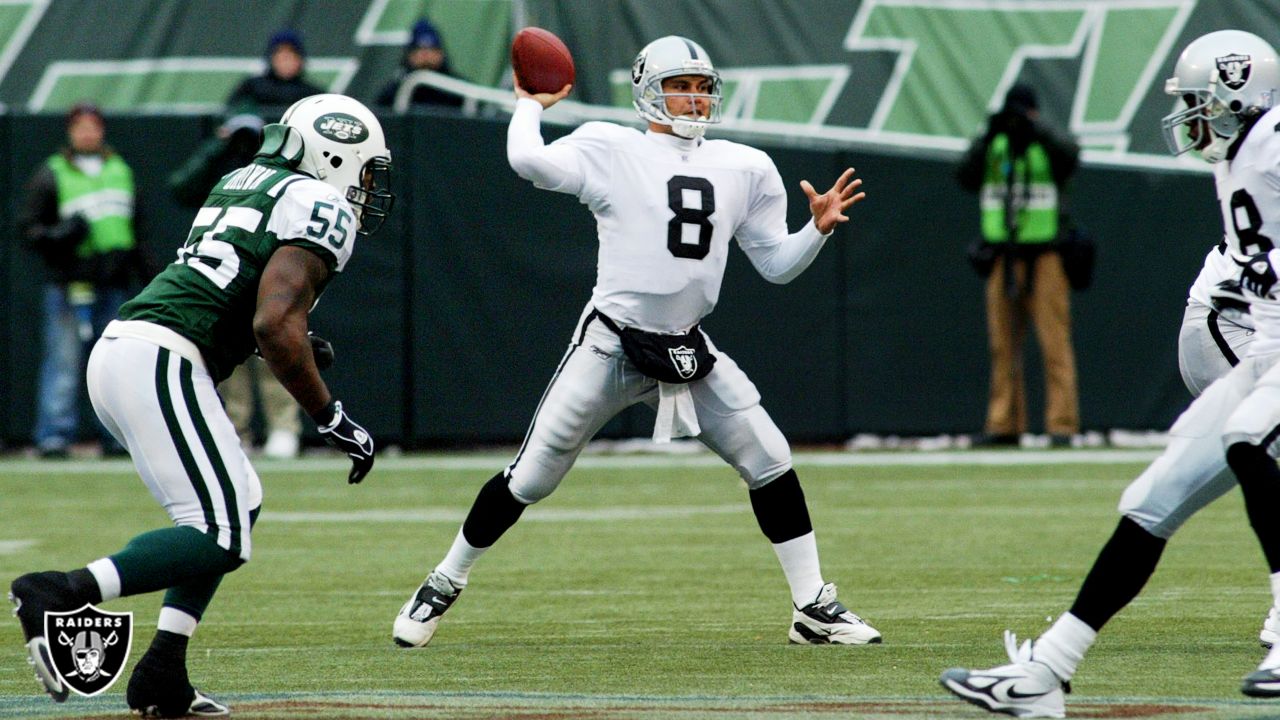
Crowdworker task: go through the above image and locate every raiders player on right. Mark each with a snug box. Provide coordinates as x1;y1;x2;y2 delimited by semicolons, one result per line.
940;30;1280;717
392;36;879;649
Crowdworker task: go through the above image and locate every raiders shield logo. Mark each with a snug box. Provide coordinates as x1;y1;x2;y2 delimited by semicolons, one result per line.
1217;53;1252;91
44;604;132;697
668;346;698;380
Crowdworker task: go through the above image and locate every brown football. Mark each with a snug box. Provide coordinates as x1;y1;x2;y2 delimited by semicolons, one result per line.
511;27;575;95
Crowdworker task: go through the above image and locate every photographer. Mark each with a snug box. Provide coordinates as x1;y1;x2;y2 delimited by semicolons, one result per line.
957;83;1081;447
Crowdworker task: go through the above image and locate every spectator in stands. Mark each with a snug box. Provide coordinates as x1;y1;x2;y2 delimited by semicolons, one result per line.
227;29;323;115
375;17;464;110
957;83;1081;448
21;102;150;458
167;113;302;459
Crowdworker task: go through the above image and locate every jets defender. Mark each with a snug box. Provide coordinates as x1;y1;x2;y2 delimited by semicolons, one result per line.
9;94;390;718
392;36;880;649
940;30;1280;718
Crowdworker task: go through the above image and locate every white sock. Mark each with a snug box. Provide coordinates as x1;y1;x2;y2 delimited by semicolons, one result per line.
1033;612;1097;682
434;529;485;587
157;606;199;638
1270;571;1280;611
771;532;825;608
86;558;121;602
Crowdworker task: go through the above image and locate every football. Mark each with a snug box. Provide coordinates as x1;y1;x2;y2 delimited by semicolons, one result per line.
510;27;575;95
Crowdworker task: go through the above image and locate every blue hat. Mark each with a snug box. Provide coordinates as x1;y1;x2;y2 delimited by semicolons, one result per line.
408;19;441;49
267;29;304;56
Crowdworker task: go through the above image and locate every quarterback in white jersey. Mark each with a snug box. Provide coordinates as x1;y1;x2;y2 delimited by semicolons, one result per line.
942;31;1280;718
393;35;881;649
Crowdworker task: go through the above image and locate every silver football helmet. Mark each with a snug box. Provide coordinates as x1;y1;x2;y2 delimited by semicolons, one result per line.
631;36;723;139
1162;30;1280;163
262;94;395;235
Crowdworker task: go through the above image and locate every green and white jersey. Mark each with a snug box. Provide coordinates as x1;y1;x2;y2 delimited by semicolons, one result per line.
120;158;358;382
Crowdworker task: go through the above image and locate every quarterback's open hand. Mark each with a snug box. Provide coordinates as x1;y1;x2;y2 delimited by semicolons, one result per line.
801;168;865;235
313;400;374;484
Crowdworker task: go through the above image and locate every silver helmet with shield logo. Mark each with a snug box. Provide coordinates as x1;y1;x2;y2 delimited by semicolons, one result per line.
264;93;395;235
631;36;723;140
1162;30;1280;163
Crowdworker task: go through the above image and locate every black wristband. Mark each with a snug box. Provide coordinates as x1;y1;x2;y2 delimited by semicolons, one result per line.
311;399;339;427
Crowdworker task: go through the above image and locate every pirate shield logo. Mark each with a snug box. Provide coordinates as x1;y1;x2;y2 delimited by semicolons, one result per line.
1217;53;1252;91
44;604;132;697
668;346;698;380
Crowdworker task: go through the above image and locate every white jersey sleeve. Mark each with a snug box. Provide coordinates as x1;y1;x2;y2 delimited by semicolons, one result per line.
268;177;357;273
507;98;619;204
733;154;830;284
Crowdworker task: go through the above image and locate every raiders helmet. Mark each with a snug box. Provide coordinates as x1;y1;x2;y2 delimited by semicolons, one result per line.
631;36;723;140
1162;30;1280;163
258;94;395;235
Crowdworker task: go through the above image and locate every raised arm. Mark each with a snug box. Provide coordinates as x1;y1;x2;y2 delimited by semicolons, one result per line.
506;80;584;191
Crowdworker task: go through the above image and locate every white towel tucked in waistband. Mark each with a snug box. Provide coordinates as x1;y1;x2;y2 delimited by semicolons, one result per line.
653;381;700;443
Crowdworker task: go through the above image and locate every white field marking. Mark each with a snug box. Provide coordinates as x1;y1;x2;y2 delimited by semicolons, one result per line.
0;448;1161;476
0;539;36;555
267;504;747;524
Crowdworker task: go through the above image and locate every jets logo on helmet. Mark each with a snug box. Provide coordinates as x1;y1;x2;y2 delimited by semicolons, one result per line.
1162;30;1280;164
1217;54;1253;91
630;35;724;140
315;113;367;144
270;94;396;236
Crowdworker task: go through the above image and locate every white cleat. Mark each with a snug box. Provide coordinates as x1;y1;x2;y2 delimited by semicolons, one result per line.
940;630;1067;718
1243;642;1280;698
788;582;881;645
392;571;462;648
1261;607;1279;649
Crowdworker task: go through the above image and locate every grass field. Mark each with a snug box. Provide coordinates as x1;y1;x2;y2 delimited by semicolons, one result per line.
3;449;1280;719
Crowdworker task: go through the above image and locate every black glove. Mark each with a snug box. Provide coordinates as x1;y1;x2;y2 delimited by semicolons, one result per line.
309;332;334;370
312;400;374;484
1241;252;1279;298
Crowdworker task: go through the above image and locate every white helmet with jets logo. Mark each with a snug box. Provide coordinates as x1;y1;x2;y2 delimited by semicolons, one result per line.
1162;30;1280;163
259;93;395;235
631;36;723;140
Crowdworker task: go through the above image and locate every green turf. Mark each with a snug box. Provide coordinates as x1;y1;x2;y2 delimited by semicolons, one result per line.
2;454;1279;718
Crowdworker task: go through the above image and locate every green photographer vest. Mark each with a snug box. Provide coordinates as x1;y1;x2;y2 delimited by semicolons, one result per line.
47;153;136;258
979;134;1058;244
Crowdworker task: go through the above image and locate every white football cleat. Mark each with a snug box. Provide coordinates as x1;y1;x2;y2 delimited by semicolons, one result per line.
392;571;462;648
788;582;881;645
1261;607;1279;649
1243;642;1280;698
940;630;1068;718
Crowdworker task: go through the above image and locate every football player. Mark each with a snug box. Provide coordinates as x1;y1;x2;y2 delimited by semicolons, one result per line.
940;31;1280;718
392;36;880;648
8;94;390;717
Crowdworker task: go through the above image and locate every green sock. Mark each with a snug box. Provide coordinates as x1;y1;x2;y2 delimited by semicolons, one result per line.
110;527;242;597
162;573;226;621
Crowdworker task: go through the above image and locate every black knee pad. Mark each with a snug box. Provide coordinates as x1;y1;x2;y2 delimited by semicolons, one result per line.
749;469;813;544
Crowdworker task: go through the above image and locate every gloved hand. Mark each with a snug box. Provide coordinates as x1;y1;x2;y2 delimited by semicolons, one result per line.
309;332;334;370
312;400;374;484
1240;251;1279;299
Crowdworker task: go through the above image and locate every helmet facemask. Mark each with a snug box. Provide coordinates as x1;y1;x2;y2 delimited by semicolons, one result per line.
348;156;394;237
631;36;724;140
1161;80;1251;163
637;70;723;139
